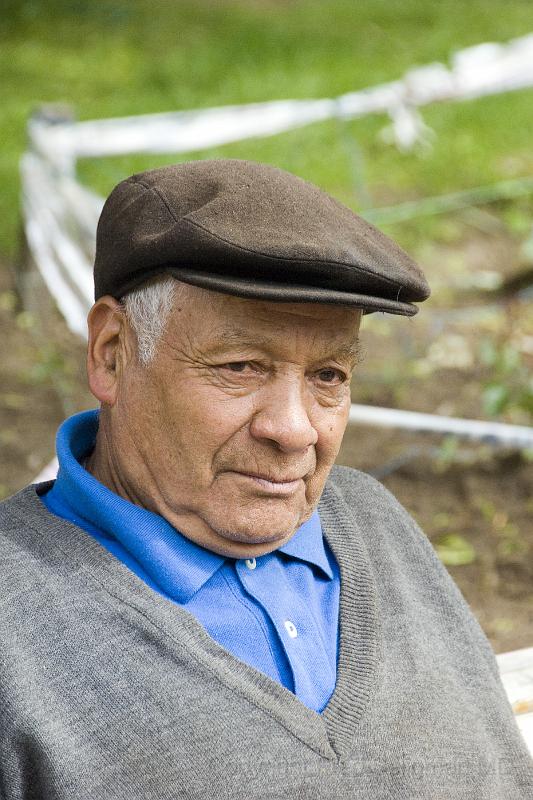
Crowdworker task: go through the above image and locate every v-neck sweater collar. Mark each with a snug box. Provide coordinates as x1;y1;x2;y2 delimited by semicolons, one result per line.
13;478;380;761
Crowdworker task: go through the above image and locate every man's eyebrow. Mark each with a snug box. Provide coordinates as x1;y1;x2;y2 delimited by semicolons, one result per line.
206;328;362;364
205;328;274;353
332;338;362;365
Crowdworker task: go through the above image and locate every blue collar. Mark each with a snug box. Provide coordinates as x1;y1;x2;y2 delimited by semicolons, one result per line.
46;411;333;601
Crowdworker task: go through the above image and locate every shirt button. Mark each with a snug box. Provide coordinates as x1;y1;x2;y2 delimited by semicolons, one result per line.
284;620;298;639
245;558;257;570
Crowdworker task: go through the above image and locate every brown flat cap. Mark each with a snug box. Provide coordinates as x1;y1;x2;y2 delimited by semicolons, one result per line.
94;159;430;316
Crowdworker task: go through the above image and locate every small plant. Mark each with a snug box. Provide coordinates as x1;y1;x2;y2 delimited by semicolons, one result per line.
479;336;533;421
434;435;460;471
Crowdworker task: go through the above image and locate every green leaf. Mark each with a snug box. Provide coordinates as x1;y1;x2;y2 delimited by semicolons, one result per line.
434;533;477;566
501;345;521;373
483;384;509;416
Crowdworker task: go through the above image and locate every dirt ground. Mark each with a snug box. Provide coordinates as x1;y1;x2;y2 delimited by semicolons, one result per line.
1;226;532;655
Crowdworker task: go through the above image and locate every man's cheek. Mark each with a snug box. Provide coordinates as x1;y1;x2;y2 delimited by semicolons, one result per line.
317;420;346;458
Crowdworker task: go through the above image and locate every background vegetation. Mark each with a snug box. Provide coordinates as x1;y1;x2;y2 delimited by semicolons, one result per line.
2;0;533;257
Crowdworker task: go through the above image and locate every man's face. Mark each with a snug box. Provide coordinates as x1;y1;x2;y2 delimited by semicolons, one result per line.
108;285;362;558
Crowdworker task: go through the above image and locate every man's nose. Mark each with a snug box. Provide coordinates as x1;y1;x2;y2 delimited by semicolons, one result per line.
249;377;319;453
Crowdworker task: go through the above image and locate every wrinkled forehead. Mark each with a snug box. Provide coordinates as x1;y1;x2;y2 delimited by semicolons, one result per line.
164;282;363;358
177;282;361;329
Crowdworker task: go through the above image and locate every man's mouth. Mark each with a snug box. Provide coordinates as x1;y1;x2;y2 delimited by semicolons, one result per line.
229;471;306;496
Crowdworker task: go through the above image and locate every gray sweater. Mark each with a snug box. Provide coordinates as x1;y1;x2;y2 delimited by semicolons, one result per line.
0;467;532;799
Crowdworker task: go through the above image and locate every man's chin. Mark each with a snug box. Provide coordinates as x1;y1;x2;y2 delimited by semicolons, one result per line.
164;492;315;556
203;507;305;555
202;535;294;559
212;521;296;547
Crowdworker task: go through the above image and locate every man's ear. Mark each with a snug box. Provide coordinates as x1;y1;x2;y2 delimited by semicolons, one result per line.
86;296;129;406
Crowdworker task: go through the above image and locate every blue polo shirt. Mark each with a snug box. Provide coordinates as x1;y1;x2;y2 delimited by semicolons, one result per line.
41;411;340;712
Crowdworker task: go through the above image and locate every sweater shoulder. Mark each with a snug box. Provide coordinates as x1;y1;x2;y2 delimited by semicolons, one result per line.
326;464;501;681
326;463;450;577
0;481;54;520
0;484;40;555
0;483;72;601
328;463;385;493
327;463;413;521
0;482;54;545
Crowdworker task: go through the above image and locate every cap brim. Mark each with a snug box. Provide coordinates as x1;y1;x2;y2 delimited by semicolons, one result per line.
165;268;420;317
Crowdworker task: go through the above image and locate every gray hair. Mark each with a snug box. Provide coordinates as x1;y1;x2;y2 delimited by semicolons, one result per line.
121;276;181;365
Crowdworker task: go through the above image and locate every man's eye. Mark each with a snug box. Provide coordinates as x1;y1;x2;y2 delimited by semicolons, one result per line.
316;368;345;384
223;362;250;373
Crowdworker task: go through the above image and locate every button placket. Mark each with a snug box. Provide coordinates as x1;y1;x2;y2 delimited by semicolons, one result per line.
235;553;336;709
240;559;311;660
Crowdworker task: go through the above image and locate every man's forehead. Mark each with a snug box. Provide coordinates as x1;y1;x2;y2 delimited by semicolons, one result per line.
177;282;362;326
169;289;362;360
203;324;360;354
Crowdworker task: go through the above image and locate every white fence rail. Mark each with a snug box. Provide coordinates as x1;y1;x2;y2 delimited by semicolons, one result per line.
26;32;533;168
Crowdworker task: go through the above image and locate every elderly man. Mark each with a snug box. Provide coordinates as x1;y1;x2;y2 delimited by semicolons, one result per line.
1;160;531;799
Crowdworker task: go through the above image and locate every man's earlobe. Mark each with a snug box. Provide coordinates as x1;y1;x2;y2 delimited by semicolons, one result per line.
86;296;126;406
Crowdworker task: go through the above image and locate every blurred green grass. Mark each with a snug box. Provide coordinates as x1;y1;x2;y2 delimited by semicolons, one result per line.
2;0;533;258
